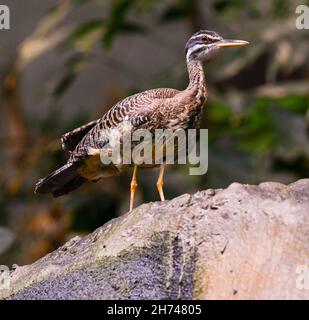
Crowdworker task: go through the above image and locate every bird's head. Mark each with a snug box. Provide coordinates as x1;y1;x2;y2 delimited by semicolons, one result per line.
185;30;249;62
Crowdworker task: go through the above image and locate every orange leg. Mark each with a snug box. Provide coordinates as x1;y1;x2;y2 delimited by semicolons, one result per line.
130;165;138;211
156;165;165;201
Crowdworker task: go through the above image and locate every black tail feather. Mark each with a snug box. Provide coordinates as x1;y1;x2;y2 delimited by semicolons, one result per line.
52;175;86;197
35;162;86;197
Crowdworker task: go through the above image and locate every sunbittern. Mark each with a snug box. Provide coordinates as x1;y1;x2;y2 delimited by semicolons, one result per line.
35;30;248;211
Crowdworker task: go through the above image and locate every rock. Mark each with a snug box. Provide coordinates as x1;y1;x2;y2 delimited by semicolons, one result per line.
1;179;308;300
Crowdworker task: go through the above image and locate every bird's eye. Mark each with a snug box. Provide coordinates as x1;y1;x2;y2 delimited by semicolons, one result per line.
202;36;208;42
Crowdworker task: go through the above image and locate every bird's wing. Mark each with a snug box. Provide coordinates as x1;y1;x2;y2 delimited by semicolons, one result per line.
69;88;179;162
61;119;100;152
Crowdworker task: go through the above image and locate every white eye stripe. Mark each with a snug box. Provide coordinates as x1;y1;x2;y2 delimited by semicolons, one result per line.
190;34;221;42
186;44;206;59
190;35;203;40
187;44;205;52
207;35;221;41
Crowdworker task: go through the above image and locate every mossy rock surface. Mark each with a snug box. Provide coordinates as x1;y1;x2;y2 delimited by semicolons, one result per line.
1;179;309;300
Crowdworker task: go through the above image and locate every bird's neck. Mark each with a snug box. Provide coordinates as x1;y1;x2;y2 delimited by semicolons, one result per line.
185;59;207;103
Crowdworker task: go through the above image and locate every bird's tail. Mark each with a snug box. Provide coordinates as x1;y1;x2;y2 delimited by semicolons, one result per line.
35;162;86;197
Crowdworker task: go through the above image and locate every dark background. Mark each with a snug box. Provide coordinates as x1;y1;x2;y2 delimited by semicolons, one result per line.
0;0;308;265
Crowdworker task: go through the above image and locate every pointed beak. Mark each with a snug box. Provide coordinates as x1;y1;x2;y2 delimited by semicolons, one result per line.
217;39;249;47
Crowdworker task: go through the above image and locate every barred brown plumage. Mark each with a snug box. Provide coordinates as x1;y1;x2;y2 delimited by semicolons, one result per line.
35;30;249;211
